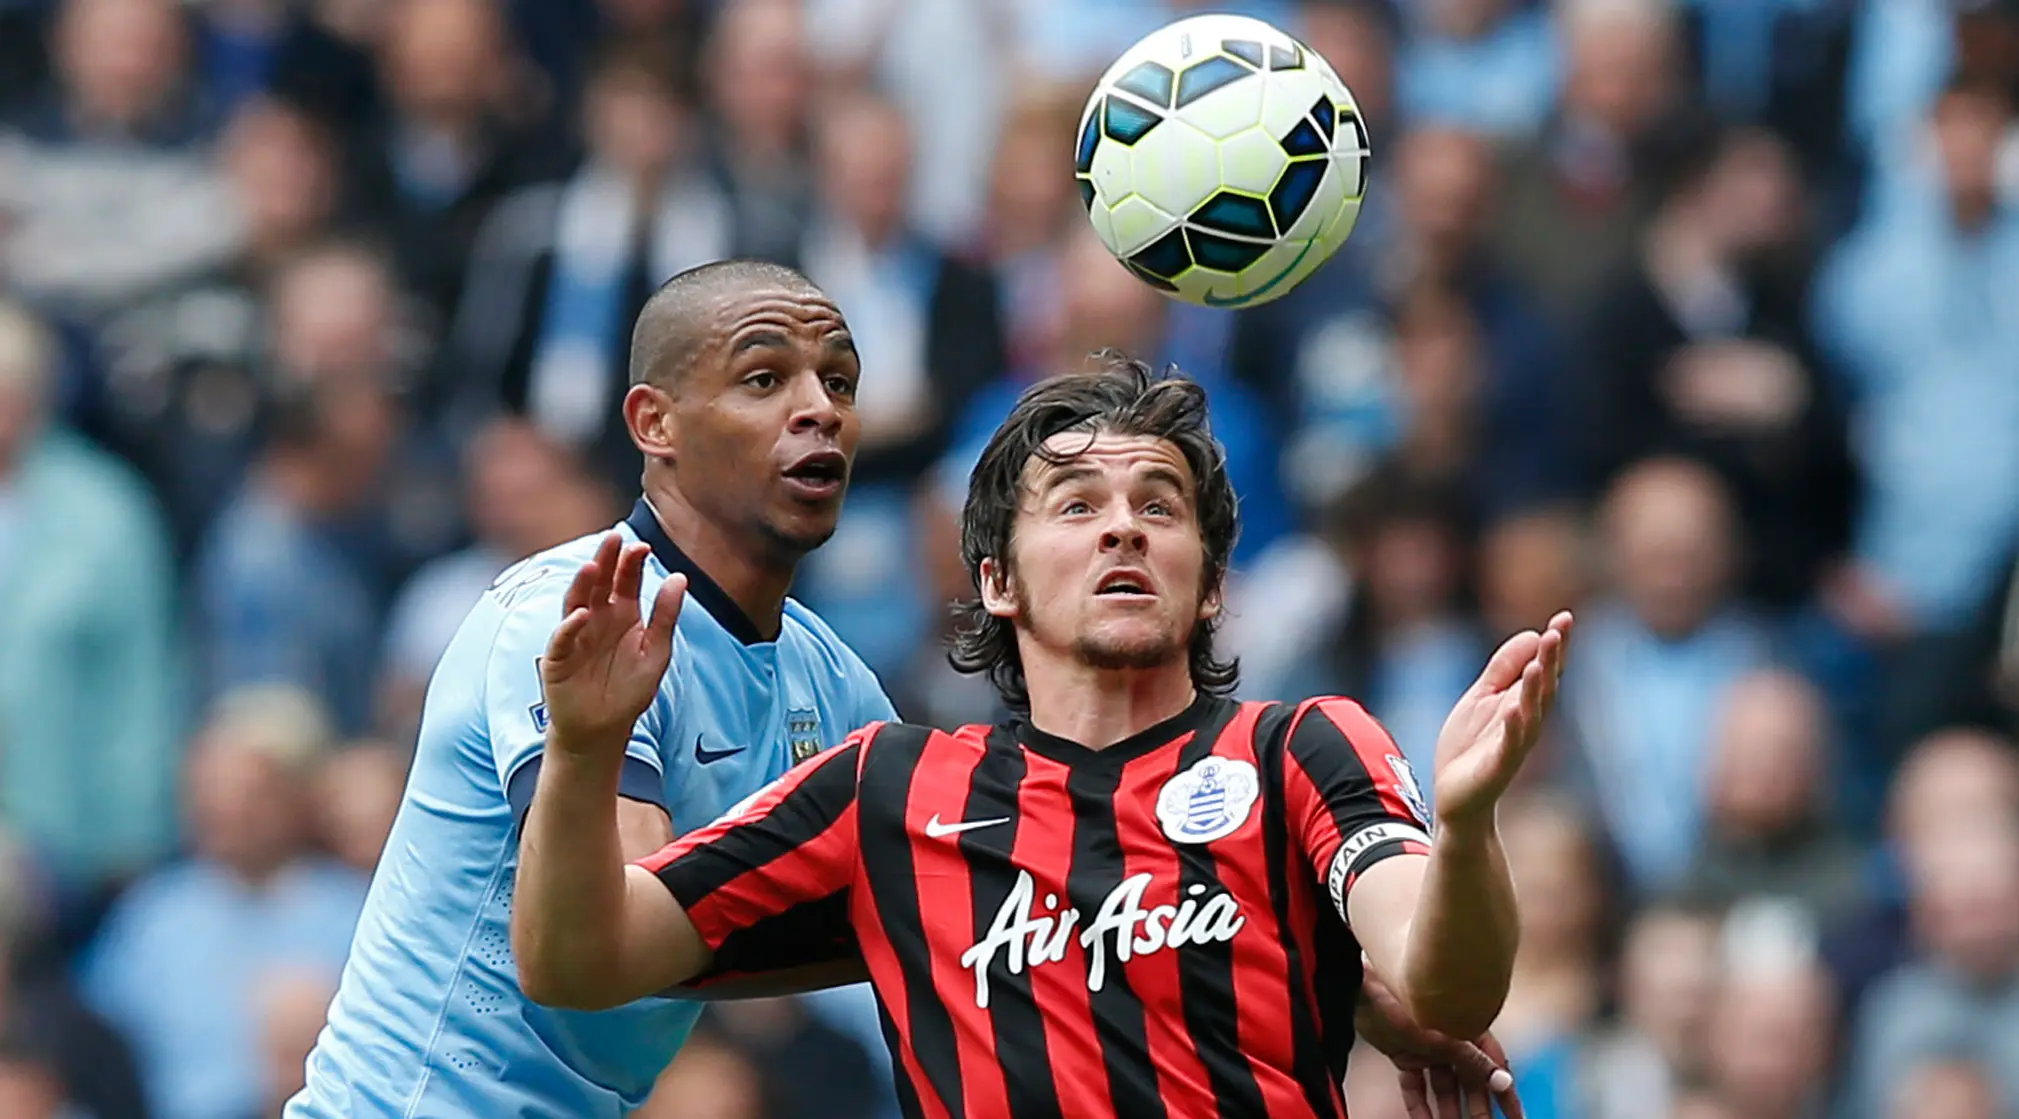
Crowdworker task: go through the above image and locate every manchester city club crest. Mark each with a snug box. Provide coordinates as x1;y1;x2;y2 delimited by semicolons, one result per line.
1155;757;1261;844
786;709;823;764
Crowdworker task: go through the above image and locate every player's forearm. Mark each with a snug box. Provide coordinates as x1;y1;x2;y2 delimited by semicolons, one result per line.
1397;816;1518;1040
512;740;638;1009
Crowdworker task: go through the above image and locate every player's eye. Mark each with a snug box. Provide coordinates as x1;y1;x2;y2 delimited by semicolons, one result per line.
824;374;857;398
1142;500;1172;518
1062;499;1093;516
744;371;780;390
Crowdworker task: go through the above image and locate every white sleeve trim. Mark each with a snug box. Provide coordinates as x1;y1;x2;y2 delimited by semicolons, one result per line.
1326;821;1433;921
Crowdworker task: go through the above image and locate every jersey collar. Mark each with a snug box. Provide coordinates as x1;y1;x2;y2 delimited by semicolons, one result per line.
624;499;771;646
1011;693;1229;768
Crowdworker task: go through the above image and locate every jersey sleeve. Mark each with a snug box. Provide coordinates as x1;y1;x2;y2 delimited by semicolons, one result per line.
637;724;876;975
1279;698;1435;928
482;562;671;820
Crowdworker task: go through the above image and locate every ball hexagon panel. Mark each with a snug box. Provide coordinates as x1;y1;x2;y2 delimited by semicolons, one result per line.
1184;227;1271;274
1075;108;1101;175
1268;157;1329;233
1101;95;1163;145
1130;227;1192;281
1256;66;1331;140
1113;60;1176;110
1126;118;1224;216
1220;38;1265;69
1106;193;1180;257
1192;190;1276;240
1174;54;1253;109
1216;128;1290;200
1088;124;1134;201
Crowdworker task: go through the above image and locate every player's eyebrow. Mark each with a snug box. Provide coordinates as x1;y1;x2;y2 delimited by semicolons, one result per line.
1138;465;1190;494
1036;464;1102;494
731;329;794;356
823;331;858;359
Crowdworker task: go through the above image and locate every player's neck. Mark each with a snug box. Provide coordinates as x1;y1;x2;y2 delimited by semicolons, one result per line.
1020;654;1197;751
640;484;793;639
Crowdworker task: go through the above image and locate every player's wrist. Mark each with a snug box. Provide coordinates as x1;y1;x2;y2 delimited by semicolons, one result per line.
1429;803;1497;848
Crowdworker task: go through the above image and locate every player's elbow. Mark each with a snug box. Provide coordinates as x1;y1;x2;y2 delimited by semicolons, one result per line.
513;924;626;1011
1403;983;1508;1042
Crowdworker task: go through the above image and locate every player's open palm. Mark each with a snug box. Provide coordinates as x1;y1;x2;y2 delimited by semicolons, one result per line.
541;534;687;750
1430;612;1572;830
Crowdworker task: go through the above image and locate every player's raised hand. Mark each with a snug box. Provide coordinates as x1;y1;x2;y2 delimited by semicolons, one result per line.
1430;612;1572;832
541;534;686;750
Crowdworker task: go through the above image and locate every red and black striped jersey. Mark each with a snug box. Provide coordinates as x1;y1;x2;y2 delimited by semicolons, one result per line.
639;694;1435;1119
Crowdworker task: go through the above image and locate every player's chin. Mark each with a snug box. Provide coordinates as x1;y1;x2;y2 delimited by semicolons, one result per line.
1074;623;1184;672
759;506;840;557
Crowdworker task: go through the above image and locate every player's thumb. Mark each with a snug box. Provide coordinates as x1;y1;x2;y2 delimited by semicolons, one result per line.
648;573;688;648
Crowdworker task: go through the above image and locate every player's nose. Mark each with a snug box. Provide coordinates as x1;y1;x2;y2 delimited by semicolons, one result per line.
1098;509;1148;553
785;370;843;435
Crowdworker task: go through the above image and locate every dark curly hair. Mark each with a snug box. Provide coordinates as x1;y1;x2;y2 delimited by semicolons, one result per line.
948;352;1241;710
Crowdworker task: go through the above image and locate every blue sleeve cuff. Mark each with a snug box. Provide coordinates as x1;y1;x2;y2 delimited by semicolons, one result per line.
506;754;667;825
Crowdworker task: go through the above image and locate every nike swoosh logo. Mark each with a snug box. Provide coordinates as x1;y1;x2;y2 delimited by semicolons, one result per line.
1201;236;1320;308
694;735;745;765
923;814;1010;839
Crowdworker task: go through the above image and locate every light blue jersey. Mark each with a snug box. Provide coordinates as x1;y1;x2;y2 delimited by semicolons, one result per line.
286;501;897;1118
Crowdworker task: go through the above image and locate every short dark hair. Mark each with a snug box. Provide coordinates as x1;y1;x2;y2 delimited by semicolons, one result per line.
948;352;1240;710
628;259;821;388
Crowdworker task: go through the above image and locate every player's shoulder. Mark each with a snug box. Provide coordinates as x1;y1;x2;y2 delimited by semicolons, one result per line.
1263;695;1383;749
481;529;618;613
779;598;886;686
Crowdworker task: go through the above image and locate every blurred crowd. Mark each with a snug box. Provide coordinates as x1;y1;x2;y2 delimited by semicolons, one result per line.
0;0;2017;1115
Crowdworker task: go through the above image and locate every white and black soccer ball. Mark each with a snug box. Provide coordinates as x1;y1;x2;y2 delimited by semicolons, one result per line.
1074;13;1371;309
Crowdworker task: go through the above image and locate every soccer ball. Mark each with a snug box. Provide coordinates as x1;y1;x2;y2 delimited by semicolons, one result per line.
1075;13;1370;309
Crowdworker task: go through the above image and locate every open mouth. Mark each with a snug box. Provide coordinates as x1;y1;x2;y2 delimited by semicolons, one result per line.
1095;570;1155;598
781;451;848;500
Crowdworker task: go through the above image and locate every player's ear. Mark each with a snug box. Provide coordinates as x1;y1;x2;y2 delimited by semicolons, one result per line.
979;557;1018;620
1198;582;1224;624
624;382;678;463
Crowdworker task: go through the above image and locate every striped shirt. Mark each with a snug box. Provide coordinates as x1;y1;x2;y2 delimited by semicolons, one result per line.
643;694;1434;1119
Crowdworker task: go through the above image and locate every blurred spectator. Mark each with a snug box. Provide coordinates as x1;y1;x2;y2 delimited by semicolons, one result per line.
978;89;1087;378
1476;504;1590;641
1395;0;1560;137
1671;0;1857;182
1562;456;1772;892
447;36;729;496
1668;1085;1737;1119
1813;79;2019;761
1823;728;2019;1027
807;0;1015;248
191;244;407;735
1701;956;1836;1119
1264;472;1484;784
1494;794;1613;1115
0;300;183;892
378;420;612;738
1582;899;1726;1119
0;828;147;1119
792;88;1006;678
1846;817;2019;1119
1682;669;1867;924
1493;0;1687;331
702;0;817;265
95;95;348;552
1583;119;1857;611
311;741;408;875
347;0;551;322
1890;1055;2007;1119
637;1036;768;1119
81;686;367;1119
0;1028;68;1119
0;0;236;321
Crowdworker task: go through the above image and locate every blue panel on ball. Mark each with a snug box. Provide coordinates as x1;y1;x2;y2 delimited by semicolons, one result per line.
1269;44;1303;70
1077;176;1096;212
1130;227;1192;279
1102;96;1162;144
1221;39;1264;68
1174;55;1251;108
1270;157;1327;229
1280;118;1327;157
1185;227;1270;273
1114;61;1175;109
1076;110;1100;173
1194;191;1276;239
1312;96;1337;143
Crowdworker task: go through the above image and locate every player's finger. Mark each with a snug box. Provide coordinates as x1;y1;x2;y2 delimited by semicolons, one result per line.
587;533;622;608
1471;630;1540;695
561;555;601;618
611;542;651;607
1430;1067;1462;1119
547;606;591;663
647;573;688;651
1477;1034;1524;1119
1399;1069;1433;1119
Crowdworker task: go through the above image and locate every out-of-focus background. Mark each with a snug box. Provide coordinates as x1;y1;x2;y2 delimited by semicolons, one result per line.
0;0;2016;1115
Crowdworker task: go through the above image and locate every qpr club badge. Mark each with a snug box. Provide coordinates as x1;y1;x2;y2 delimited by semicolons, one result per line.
1156;756;1261;844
